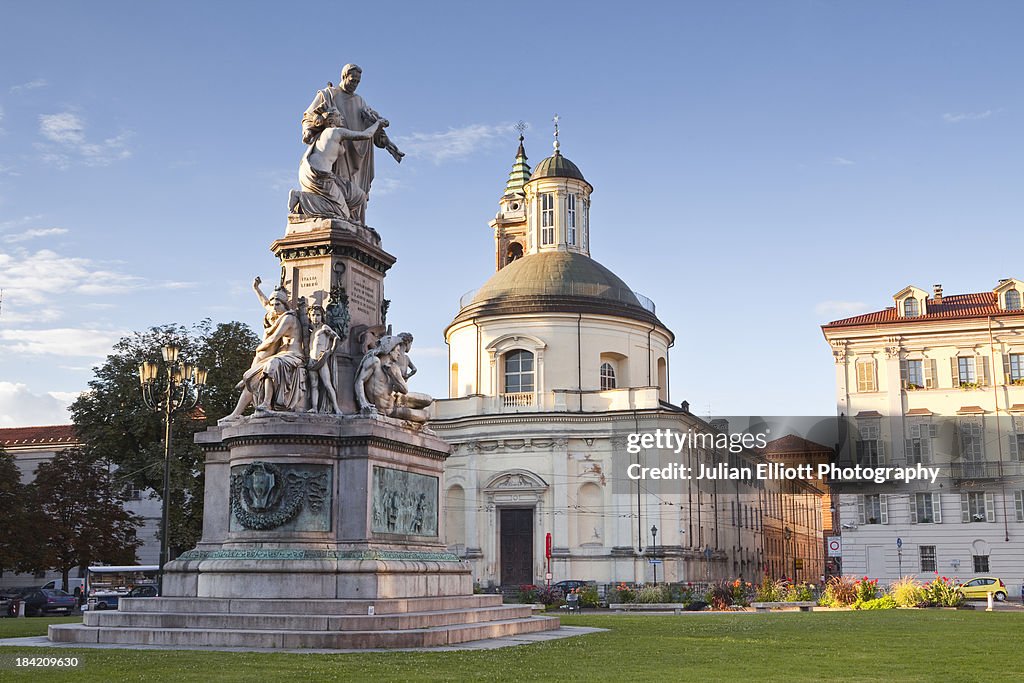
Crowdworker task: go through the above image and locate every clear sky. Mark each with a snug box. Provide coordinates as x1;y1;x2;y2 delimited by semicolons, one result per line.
1;1;1022;427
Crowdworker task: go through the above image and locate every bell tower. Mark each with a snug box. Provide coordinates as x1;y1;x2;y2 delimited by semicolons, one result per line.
489;123;531;271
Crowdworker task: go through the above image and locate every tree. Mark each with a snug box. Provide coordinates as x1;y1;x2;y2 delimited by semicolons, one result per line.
0;449;31;578
70;320;258;559
26;447;143;591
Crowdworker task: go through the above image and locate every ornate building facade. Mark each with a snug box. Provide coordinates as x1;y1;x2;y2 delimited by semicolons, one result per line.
822;280;1024;594
430;135;822;587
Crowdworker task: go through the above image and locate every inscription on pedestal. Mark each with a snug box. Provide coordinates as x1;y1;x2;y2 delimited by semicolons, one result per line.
299;267;322;292
371;467;438;537
350;267;380;322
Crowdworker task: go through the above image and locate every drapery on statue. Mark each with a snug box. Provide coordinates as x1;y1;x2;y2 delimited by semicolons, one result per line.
355;333;432;423
290;112;383;221
225;277;309;419
307;305;342;415
296;63;404;224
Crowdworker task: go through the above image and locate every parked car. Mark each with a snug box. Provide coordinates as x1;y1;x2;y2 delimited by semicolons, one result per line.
125;585;159;598
959;576;1007;601
41;578;85;595
21;588;78;616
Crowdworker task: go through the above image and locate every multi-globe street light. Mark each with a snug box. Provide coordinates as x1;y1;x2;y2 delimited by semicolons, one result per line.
138;343;207;594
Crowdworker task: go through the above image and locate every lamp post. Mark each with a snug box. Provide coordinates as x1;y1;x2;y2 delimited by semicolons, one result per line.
139;343;207;595
650;525;658;586
784;526;794;582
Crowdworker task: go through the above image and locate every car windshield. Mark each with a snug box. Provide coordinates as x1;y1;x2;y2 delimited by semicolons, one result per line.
42;589;71;597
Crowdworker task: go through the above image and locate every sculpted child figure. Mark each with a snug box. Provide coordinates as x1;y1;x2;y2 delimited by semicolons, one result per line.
307;305;342;415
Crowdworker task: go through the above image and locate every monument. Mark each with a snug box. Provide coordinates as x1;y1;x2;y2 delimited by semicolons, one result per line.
51;64;558;649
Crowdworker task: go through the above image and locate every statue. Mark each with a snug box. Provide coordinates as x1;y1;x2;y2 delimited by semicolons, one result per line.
290;112;383;221
307;305;342;415
224;278;309;419
299;64;404;224
325;282;351;341
355;333;432;423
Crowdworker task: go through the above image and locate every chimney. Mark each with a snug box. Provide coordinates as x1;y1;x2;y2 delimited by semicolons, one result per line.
933;284;943;304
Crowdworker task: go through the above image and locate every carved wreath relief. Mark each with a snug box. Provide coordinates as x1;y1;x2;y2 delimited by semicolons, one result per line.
230;461;330;530
371;466;438;536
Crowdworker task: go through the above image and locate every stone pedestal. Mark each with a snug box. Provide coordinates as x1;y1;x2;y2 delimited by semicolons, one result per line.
273;216;395;330
271;216;397;415
165;413;470;599
51;414;558;648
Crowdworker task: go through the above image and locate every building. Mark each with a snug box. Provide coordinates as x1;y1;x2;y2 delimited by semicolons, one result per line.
429;133;822;588
0;424;160;589
822;280;1024;593
761;435;834;579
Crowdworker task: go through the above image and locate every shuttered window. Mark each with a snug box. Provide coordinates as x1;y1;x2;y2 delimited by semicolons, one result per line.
961;492;995;523
856;359;876;392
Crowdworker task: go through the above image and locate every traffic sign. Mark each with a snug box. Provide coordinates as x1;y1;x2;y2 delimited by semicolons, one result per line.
648;559;663;565
827;536;842;557
896;537;903;549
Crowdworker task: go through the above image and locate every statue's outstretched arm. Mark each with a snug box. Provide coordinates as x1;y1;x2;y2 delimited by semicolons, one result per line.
252;277;270;308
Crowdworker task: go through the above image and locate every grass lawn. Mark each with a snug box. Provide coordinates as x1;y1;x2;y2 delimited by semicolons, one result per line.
1;611;1021;682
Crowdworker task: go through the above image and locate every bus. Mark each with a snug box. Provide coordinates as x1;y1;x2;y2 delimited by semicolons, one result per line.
84;565;159;611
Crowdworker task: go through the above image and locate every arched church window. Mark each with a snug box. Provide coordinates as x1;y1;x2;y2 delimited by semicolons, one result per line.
1006;289;1022;310
600;362;616;390
504;350;535;393
506;242;524;264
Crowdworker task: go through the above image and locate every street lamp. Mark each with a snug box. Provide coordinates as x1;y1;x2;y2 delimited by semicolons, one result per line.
784;526;794;582
139;343;207;595
650;525;658;586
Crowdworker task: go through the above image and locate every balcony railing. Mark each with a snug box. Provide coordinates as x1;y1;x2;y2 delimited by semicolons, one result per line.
950;462;1003;481
501;392;535;408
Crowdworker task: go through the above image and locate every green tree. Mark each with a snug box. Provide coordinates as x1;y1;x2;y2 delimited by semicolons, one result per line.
70;320;258;559
0;449;32;578
27;447;143;591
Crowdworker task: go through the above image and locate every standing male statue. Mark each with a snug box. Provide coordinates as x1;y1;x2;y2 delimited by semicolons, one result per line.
301;64;404;224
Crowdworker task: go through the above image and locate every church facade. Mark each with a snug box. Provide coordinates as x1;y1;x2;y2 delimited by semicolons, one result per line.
429;134;822;588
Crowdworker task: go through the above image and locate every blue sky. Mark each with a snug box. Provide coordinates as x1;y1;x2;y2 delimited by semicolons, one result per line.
1;1;1022;426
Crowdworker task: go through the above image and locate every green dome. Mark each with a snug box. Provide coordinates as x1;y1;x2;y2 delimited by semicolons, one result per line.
450;251;662;328
529;152;586;183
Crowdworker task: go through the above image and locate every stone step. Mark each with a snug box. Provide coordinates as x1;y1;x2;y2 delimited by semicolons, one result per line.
118;594;505;615
83;604;532;631
50;616;560;649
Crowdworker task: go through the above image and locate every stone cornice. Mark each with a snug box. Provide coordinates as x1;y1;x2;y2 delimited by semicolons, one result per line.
205;434;449;461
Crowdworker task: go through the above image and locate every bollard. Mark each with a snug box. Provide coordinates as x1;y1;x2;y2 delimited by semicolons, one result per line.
17;600;25;618
986;592;993;612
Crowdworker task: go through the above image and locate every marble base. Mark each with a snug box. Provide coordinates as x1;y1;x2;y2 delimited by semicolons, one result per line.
49;595;559;648
47;414;563;649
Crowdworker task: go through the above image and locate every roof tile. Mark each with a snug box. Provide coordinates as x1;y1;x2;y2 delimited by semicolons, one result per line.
823;291;1024;328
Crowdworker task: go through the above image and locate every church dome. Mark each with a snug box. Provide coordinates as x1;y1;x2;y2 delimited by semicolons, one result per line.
450;251;662;328
529;152;587;183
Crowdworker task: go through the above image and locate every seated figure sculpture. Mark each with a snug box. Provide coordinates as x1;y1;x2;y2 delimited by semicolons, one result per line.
355;333;432;423
225;278;309;419
290;109;383;221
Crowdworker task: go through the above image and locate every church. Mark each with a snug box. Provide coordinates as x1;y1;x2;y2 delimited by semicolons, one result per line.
428;130;823;588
